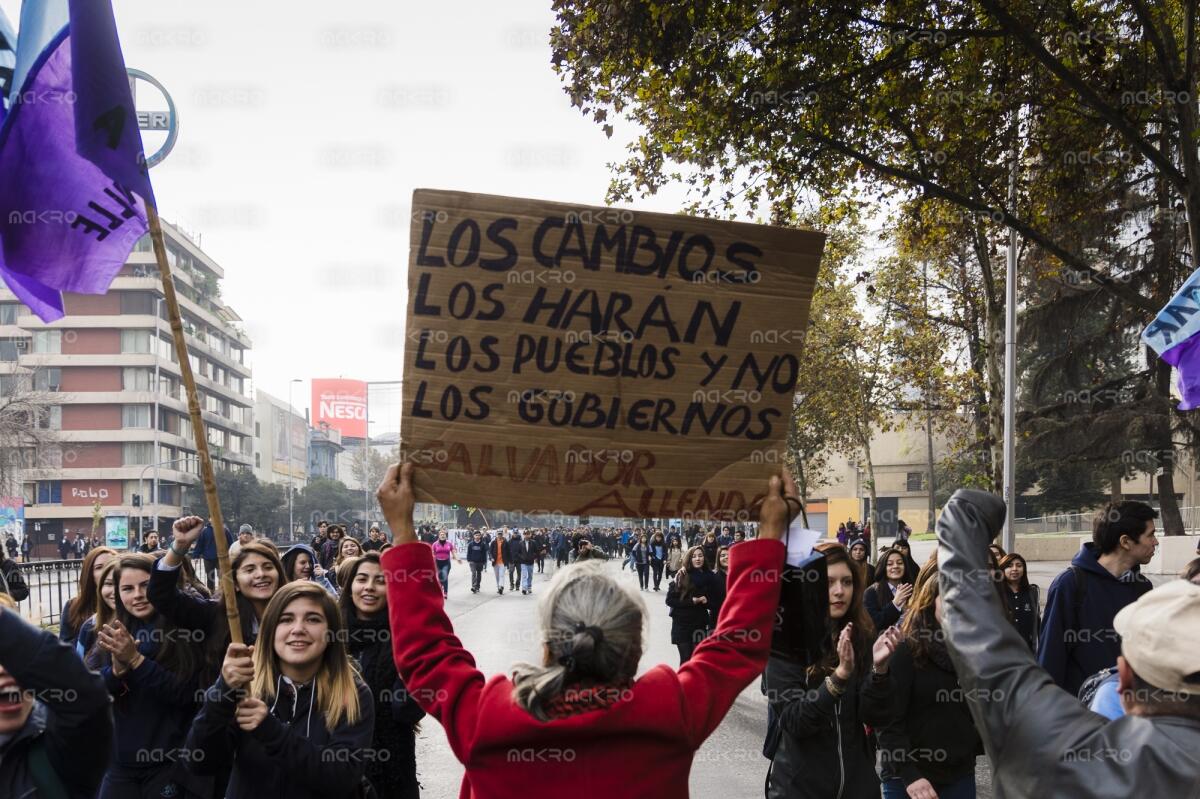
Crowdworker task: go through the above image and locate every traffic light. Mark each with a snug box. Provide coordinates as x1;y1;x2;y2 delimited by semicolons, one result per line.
132;494;142;507
451;504;460;510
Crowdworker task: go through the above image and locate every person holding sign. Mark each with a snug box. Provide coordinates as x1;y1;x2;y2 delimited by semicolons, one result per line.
183;582;374;799
377;462;795;799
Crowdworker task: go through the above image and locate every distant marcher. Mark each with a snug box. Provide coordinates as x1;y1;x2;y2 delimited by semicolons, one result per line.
0;552;27;602
999;553;1041;652
467;530;488;593
863;548;915;632
229;524;255;559
196;519;235;591
665;546;719;663
138;530;160;554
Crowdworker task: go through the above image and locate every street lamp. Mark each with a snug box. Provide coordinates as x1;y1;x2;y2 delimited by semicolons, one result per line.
139;456;190;546
288;379;302;541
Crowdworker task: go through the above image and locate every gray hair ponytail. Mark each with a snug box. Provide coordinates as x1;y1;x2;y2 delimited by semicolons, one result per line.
511;560;645;721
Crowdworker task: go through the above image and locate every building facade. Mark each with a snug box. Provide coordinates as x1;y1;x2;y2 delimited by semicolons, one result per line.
0;222;253;557
251;389;308;490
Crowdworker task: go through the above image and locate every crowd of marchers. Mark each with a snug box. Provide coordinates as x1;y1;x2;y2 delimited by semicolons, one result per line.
0;477;1197;799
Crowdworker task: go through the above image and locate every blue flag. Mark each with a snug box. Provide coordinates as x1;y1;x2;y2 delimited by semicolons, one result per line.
0;0;153;322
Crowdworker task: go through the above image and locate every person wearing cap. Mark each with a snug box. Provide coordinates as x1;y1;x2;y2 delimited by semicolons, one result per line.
937;490;1200;797
229;523;255;559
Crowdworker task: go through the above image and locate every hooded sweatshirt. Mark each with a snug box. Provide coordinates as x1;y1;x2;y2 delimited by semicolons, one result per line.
281;544;339;596
1037;542;1153;695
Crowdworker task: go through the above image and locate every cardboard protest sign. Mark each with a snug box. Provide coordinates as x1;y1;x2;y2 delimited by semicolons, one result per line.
401;189;825;521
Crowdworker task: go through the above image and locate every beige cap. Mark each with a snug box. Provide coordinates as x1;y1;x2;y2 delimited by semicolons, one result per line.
1113;580;1200;697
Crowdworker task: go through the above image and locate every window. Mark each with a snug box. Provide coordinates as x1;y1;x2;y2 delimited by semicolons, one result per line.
33;368;61;391
0;339;24;361
207;427;225;447
255;421;261;437
31;330;62;354
120;292;156;315
255;452;261;467
133;234;153;253
0;375;17;394
0;303;21;324
122;405;152;428
123;367;152;391
121;329;151;353
36;480;62;504
37;406;62;430
123;442;154;465
906;471;927;492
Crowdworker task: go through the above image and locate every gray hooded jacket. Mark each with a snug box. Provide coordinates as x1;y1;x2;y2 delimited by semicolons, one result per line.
937;490;1200;798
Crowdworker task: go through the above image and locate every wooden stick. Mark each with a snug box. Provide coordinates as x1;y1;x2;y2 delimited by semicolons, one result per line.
144;201;243;644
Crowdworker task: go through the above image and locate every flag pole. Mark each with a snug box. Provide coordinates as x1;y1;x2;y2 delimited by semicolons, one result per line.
144;200;243;644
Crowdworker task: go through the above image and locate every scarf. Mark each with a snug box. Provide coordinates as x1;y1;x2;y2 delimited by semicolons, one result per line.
543;679;632;720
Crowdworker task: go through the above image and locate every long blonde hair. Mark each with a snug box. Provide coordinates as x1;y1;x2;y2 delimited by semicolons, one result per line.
250;582;362;729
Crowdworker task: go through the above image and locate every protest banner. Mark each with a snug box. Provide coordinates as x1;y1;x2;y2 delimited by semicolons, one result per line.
401;189;825;521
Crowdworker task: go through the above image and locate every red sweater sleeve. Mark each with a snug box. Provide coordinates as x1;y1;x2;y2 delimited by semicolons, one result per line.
382;543;483;761
676;538;783;747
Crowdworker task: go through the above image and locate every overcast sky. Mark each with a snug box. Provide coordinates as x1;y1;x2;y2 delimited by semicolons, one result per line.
1;0;693;428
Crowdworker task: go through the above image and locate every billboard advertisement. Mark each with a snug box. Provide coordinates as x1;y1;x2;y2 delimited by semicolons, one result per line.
105;516;130;550
0;497;23;545
313;379;367;439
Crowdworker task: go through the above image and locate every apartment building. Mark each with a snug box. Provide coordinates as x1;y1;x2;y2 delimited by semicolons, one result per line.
0;221;254;557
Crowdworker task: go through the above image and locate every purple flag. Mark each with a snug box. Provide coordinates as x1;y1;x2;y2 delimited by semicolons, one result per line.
1142;264;1200;409
0;0;153;322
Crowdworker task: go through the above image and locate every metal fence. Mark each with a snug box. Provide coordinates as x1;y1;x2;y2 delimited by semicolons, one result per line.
11;556;208;629
1011;505;1200;536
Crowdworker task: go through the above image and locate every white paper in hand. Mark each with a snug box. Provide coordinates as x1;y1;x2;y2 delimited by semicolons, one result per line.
785;517;821;567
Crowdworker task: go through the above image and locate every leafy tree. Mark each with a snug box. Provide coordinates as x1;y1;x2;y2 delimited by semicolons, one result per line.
551;0;1200;532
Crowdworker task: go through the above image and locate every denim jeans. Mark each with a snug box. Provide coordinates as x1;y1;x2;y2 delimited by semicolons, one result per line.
882;775;976;799
521;563;534;591
493;564;505;589
436;560;451;595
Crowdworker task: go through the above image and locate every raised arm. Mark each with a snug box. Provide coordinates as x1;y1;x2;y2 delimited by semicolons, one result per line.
378;464;485;761
675;471;796;747
937;490;1104;782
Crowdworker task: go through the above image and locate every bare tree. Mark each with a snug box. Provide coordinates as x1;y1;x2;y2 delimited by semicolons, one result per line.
0;367;64;498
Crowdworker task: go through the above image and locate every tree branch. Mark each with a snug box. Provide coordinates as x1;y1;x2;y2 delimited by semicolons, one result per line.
977;0;1187;191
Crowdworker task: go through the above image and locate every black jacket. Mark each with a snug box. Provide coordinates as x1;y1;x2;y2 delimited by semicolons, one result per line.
0;557;27;602
764;653;893;799
345;613;425;799
99;622;210;794
511;538;538;565
0;608;113;799
664;569;718;644
186;675;375;799
877;640;981;788
863;582;902;631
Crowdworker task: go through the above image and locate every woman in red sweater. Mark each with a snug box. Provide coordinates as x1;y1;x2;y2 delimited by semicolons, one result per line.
377;463;796;799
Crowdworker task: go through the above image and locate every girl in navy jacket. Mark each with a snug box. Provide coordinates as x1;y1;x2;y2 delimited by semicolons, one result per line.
93;553;209;799
185;581;374;799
